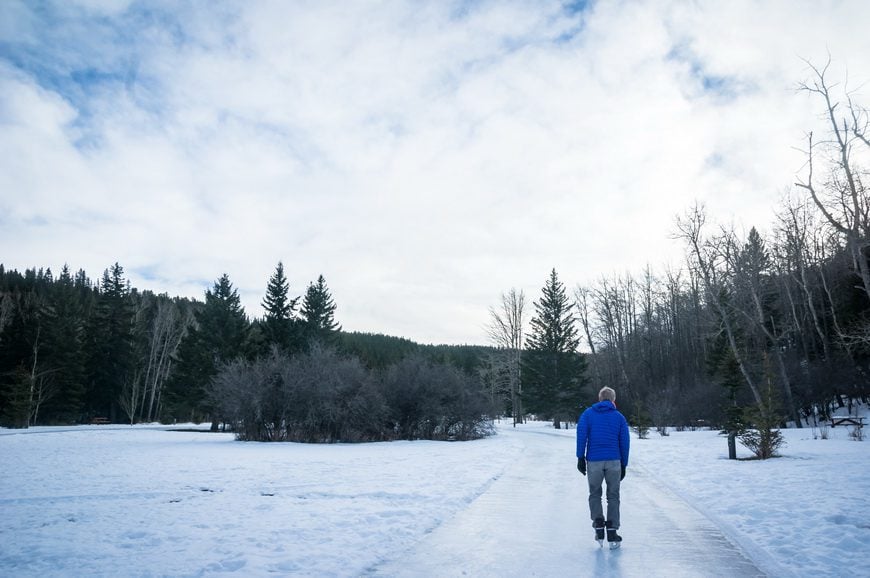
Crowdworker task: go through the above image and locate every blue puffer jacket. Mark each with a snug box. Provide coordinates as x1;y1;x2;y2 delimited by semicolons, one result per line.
576;400;630;466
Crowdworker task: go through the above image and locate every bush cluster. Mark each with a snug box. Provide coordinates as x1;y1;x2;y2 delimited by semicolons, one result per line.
209;345;495;443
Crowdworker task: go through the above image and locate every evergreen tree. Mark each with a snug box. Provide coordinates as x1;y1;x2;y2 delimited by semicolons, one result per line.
738;358;786;459
165;274;250;427
736;227;801;426
40;265;87;423
705;304;751;458
261;262;299;353
0;291;40;427
84;263;135;421
523;268;588;426
300;275;341;348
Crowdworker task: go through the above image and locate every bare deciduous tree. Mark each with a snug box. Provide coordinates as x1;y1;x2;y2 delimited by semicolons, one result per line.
141;299;191;422
676;204;764;407
486;289;526;425
591;274;636;399
574;285;601;386
27;326;61;426
796;57;870;305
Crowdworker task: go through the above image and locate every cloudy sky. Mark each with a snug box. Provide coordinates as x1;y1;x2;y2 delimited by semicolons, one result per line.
2;0;870;345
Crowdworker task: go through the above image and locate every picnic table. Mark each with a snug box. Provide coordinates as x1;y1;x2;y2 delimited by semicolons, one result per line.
830;415;865;428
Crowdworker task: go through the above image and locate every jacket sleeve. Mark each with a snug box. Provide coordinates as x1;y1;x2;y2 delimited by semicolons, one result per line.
619;415;630;467
576;411;588;458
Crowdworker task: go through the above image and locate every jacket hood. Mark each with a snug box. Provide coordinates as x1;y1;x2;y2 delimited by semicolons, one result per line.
592;400;616;412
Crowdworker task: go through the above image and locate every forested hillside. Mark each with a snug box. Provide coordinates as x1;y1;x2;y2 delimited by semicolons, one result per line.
483;64;870;439
0;263;497;441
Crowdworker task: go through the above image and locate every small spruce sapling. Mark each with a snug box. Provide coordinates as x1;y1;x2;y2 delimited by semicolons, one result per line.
632;402;650;440
737;375;786;459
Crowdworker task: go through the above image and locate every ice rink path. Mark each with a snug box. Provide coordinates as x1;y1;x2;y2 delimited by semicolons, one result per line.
368;425;766;577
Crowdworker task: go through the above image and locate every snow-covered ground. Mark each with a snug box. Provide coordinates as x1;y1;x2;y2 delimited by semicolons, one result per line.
632;420;870;577
0;415;867;577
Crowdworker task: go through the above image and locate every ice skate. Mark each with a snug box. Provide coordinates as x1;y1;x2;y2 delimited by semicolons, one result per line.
606;521;622;550
593;517;605;547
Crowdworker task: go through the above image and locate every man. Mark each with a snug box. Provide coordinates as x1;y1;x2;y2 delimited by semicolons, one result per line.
576;386;630;549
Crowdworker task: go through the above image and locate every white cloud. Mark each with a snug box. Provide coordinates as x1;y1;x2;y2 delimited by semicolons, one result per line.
2;0;870;344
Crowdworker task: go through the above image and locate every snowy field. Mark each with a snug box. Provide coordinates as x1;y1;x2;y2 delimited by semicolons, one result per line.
631;420;870;577
1;417;868;577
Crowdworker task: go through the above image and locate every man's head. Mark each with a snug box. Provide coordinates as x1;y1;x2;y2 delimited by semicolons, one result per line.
598;386;616;402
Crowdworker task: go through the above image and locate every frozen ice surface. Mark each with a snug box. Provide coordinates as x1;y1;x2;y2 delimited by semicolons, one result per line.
369;427;766;577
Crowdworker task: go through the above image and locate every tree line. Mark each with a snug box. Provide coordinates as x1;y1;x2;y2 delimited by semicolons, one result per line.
0;261;500;441
484;61;870;446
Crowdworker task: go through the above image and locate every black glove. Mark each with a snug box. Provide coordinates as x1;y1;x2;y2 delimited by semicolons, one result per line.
577;457;586;475
620;466;626;481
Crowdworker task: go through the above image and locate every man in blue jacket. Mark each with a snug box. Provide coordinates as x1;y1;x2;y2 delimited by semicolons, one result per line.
576;386;630;548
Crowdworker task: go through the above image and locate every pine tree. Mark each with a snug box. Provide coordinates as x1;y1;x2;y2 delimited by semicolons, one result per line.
300;275;341;348
41;265;86;423
738;357;786;459
261;262;299;353
523;269;588;427
165;274;250;427
705;314;750;459
83;263;135;422
0;292;40;427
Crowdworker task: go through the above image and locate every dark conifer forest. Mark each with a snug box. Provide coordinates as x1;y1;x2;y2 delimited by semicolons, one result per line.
0;262;497;440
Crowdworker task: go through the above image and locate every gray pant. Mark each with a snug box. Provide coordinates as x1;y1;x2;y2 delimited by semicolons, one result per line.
586;459;621;528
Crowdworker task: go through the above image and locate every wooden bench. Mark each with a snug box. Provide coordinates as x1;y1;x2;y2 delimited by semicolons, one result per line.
90;417;111;425
830;416;865;428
